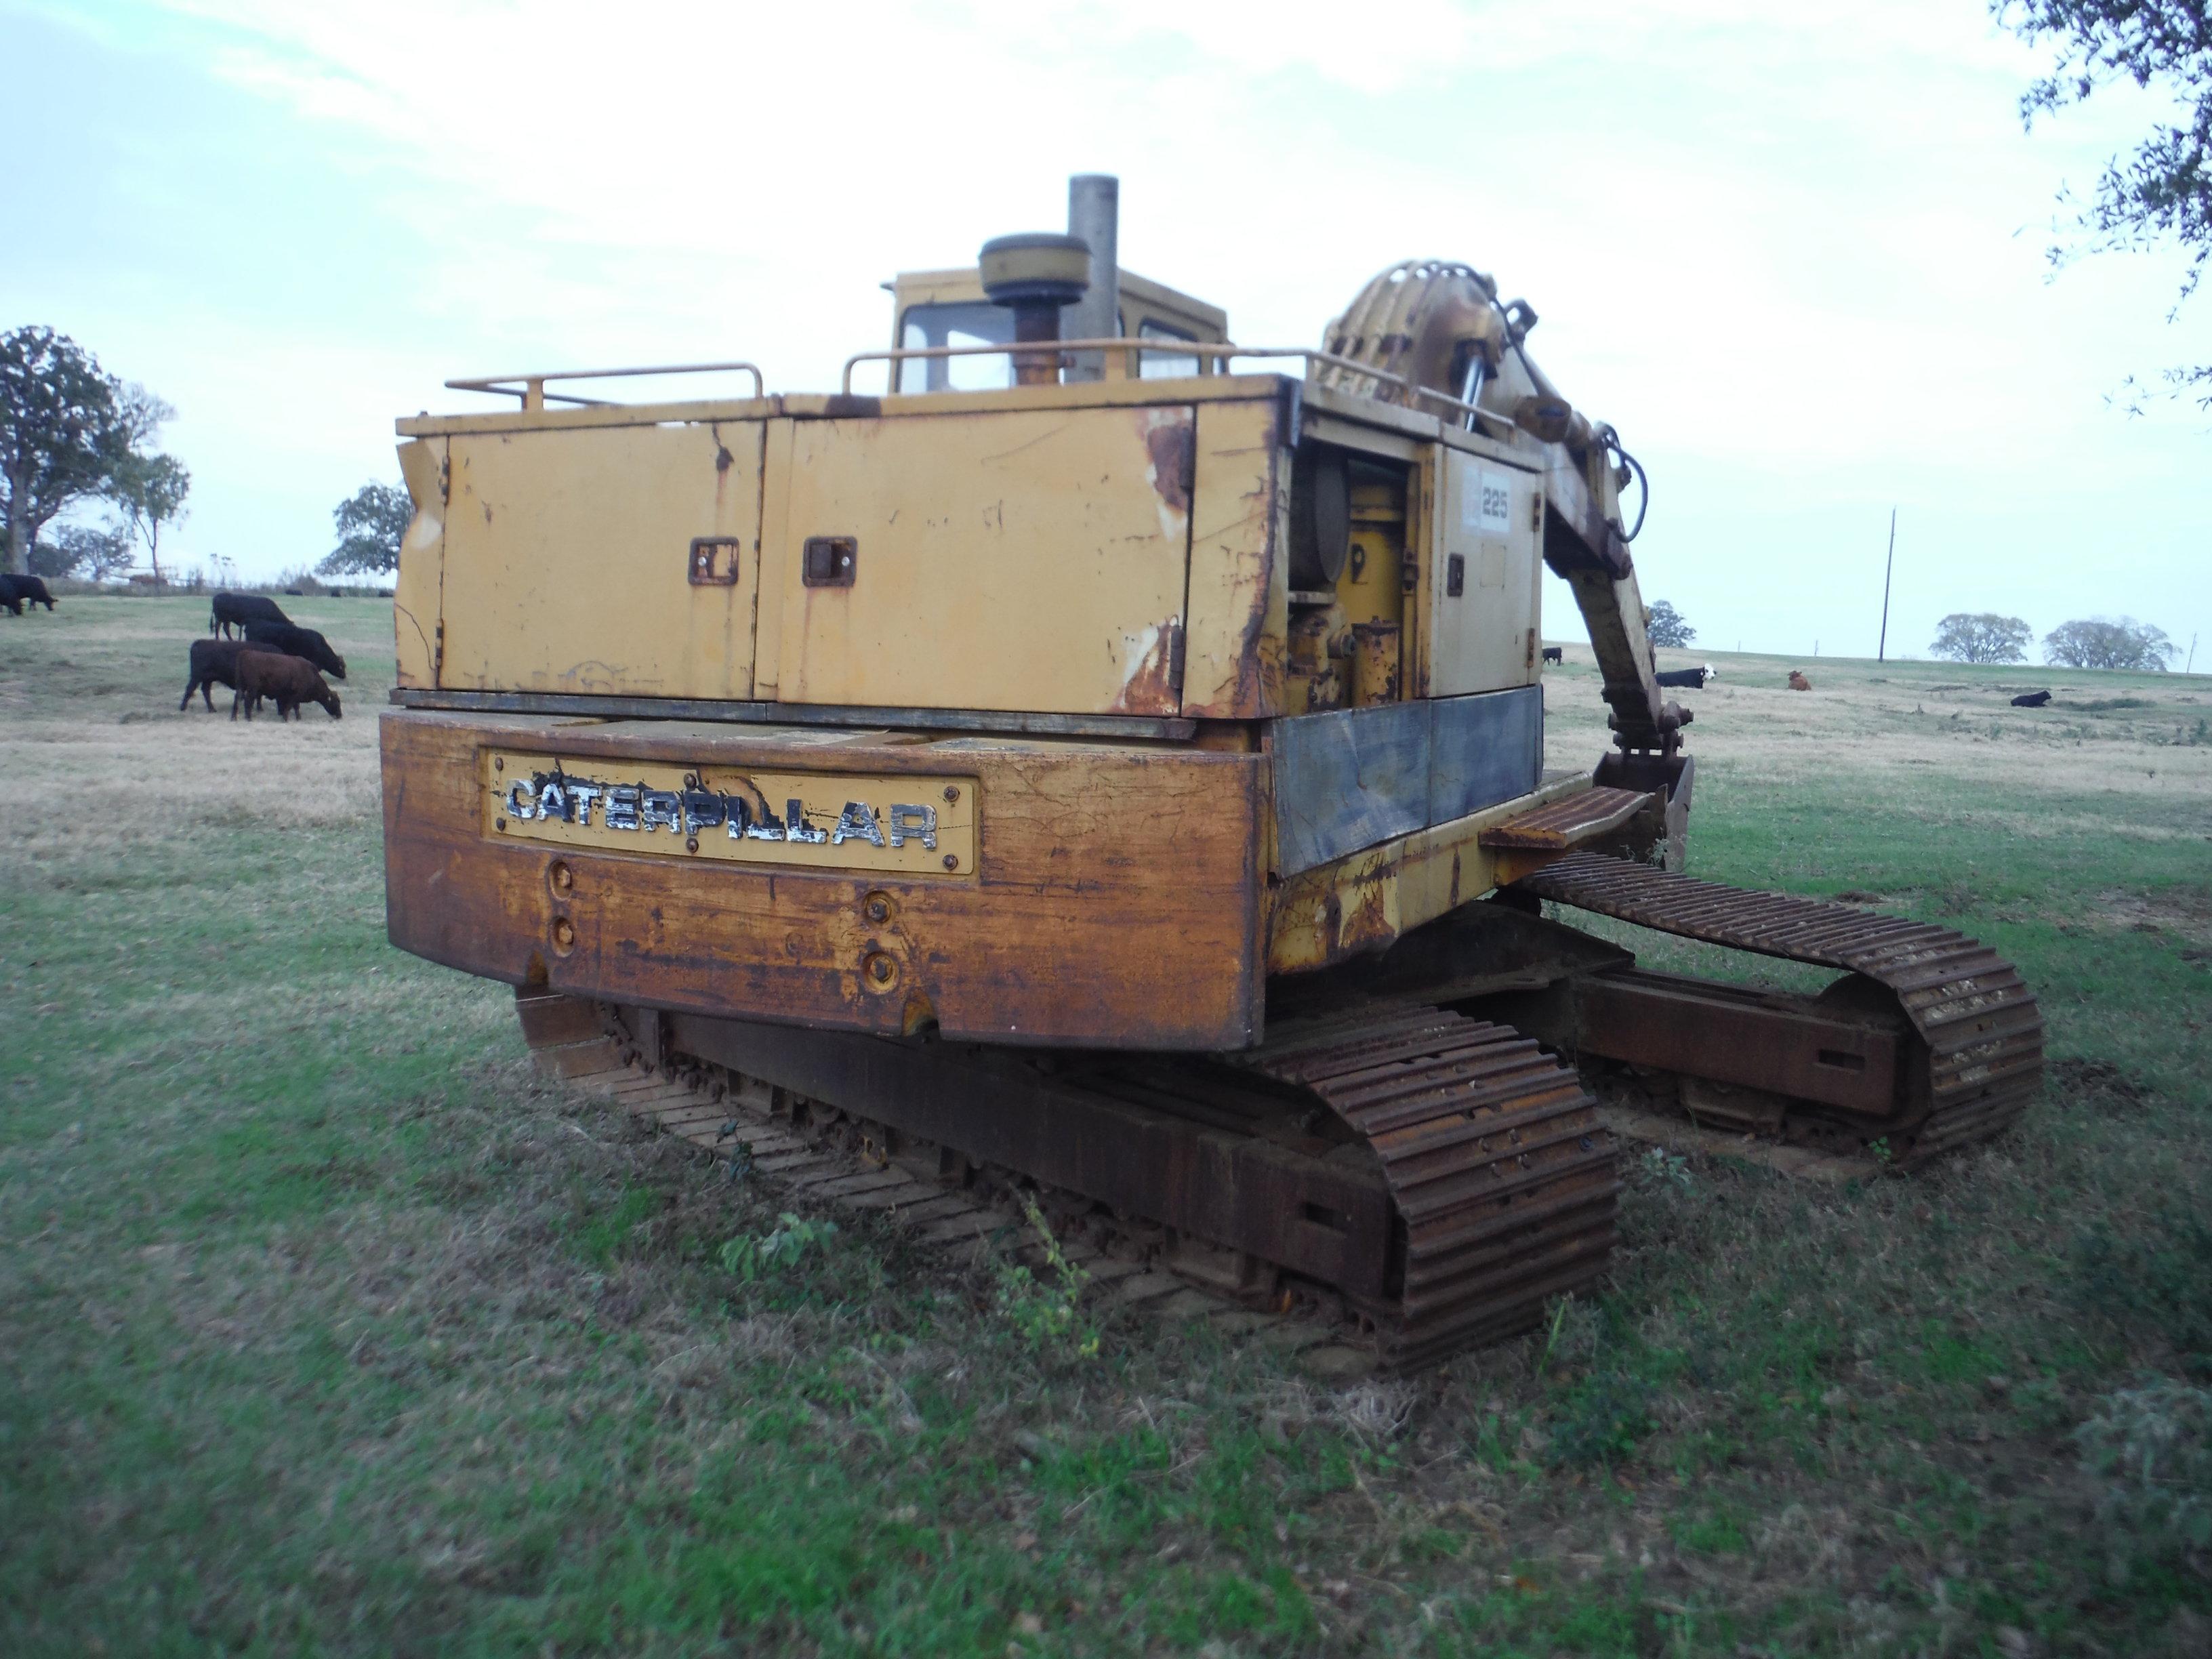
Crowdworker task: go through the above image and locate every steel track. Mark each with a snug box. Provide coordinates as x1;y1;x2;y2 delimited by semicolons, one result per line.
1234;1006;1619;1369
1517;851;2043;1162
516;990;1619;1373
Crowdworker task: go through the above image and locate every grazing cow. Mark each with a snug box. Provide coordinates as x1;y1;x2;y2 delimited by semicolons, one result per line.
2011;690;2053;708
231;649;342;721
6;573;56;611
1787;670;1813;691
210;591;292;638
0;575;21;616
1656;663;1717;689
240;619;346;680
1541;645;1564;665
180;638;255;711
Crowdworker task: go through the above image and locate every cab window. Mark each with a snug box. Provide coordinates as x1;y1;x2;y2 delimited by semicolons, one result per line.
1138;318;1201;379
897;304;1015;392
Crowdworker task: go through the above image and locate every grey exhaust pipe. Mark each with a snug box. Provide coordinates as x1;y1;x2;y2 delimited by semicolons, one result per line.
1063;173;1120;382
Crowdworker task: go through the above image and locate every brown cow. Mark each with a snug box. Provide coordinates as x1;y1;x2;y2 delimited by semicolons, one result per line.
1787;670;1813;691
231;649;342;722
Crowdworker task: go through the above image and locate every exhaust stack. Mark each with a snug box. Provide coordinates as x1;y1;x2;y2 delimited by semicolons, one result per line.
1063;173;1120;382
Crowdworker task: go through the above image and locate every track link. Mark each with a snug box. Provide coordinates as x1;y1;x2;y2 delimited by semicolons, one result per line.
1517;851;2043;1164
1237;1006;1619;1370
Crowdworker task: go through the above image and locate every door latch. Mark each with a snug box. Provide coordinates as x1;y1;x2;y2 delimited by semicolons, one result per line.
802;535;857;588
689;536;743;586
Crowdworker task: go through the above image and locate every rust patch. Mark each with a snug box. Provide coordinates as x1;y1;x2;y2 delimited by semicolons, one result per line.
1336;882;1397;954
1110;621;1183;716
1211;434;1289;716
1144;416;1193;516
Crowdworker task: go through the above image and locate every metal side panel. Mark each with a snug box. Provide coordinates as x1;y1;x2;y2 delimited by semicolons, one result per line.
1430;451;1543;697
772;405;1197;716
1273;701;1431;876
1429;686;1542;825
438;419;767;699
1272;688;1543;878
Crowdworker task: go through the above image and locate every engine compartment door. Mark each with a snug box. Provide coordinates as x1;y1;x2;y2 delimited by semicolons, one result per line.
437;419;766;699
768;405;1195;716
1428;448;1541;697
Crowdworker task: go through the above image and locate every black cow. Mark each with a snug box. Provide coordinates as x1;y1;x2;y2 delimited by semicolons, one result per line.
2010;690;2053;708
6;573;55;611
181;638;256;711
1656;664;1717;689
1541;645;1564;665
211;591;292;638
241;619;346;680
0;575;21;617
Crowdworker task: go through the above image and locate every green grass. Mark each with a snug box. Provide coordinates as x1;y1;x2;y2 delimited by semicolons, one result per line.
3;600;2211;1654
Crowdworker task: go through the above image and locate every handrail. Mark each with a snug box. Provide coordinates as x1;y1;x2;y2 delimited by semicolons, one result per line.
841;337;1233;391
436;346;1513;434
445;361;766;412
839;340;1515;430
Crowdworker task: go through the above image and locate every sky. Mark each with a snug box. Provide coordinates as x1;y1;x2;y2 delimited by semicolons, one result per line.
3;0;2207;665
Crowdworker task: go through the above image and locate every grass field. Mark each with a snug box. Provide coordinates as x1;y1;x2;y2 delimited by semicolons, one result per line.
4;596;2209;1656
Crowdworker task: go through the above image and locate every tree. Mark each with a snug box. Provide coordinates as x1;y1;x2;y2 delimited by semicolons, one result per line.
114;384;173;455
1646;600;1695;649
1929;612;2032;663
0;327;129;575
32;522;135;581
319;481;411;577
111;451;191;581
1995;2;2212;400
2044;615;2178;670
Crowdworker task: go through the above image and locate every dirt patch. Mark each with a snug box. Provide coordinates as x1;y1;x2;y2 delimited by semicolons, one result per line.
2049;1057;2158;1112
2095;889;2212;947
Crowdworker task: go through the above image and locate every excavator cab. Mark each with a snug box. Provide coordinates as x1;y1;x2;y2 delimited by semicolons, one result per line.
888;268;1226;390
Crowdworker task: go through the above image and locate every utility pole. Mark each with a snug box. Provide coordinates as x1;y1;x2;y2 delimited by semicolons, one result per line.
2190;632;2198;675
1879;506;1897;663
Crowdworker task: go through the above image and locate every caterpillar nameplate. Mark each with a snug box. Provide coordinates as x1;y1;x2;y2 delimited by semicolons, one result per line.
483;750;977;875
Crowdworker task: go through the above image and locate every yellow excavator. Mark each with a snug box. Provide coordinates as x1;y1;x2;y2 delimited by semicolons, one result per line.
380;176;2041;1368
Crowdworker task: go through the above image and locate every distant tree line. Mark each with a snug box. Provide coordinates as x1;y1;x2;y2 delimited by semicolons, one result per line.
1;326;190;580
1930;611;2178;670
